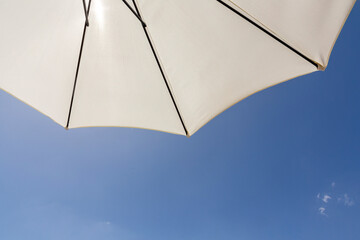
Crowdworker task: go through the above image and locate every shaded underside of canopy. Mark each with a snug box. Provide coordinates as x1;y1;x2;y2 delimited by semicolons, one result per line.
0;0;356;136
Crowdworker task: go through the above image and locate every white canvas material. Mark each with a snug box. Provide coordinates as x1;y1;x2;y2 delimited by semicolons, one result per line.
0;0;356;136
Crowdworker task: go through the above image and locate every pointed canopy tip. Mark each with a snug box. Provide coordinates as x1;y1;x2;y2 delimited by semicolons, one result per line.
318;64;326;71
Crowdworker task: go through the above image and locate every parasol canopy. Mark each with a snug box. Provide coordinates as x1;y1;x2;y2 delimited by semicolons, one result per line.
0;0;356;136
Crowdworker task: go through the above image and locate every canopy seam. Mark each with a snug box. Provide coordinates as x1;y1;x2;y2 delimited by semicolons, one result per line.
66;0;92;129
132;0;189;136
217;0;321;70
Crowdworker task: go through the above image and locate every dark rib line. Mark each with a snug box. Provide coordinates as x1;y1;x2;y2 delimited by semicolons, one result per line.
122;0;147;27
216;0;319;69
82;0;89;26
66;0;92;129
132;0;189;136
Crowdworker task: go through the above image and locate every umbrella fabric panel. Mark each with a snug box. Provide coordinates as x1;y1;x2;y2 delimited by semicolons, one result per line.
0;0;85;127
227;0;357;69
68;0;186;135
136;0;317;136
0;0;355;136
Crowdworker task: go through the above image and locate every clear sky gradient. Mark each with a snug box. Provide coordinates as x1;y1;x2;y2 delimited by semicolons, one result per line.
1;4;359;240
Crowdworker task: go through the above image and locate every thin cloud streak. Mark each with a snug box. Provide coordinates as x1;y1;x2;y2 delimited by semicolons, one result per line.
319;207;327;216
338;194;355;207
322;195;331;203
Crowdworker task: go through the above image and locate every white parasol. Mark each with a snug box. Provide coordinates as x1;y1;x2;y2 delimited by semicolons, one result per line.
0;0;356;136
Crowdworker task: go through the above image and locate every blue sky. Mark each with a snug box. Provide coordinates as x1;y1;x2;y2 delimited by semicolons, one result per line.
0;4;359;240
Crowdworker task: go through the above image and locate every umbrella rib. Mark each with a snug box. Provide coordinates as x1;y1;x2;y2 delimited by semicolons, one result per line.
122;0;147;27
216;0;319;69
131;0;189;136
66;0;92;129
82;0;89;26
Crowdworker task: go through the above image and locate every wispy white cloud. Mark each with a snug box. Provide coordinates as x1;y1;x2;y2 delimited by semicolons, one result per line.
319;207;327;216
316;183;356;216
338;194;355;207
322;195;331;203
